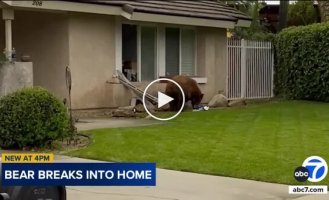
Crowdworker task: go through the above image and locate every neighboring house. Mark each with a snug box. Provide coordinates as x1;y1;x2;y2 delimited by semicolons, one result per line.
259;2;320;33
0;0;251;112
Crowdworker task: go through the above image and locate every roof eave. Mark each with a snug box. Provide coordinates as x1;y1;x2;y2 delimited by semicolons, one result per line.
127;12;236;29
236;19;251;27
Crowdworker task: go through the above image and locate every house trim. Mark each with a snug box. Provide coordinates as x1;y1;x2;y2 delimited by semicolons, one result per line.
129;12;236;29
157;25;166;77
1;1;122;15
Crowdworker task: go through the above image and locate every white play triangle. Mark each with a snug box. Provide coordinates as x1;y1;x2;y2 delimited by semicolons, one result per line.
157;92;174;108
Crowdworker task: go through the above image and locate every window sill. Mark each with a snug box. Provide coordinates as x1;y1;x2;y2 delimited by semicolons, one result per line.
159;76;207;84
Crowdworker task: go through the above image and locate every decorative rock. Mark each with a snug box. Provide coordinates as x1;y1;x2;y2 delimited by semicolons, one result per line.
208;94;228;107
143;102;156;113
157;104;170;111
228;100;247;107
134;104;145;112
112;109;136;117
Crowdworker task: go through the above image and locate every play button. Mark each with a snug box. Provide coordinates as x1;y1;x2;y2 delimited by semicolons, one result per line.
143;78;185;121
157;92;174;109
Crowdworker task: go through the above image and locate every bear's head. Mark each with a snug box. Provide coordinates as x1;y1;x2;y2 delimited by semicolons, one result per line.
192;93;204;106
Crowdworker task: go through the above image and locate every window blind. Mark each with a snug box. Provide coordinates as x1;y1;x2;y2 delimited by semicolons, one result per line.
165;28;180;76
180;29;196;76
141;26;157;81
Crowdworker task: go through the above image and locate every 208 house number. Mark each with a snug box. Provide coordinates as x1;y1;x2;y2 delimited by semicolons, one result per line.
32;0;43;6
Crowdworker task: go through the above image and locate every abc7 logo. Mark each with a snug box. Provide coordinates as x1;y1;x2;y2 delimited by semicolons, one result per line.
294;167;309;182
294;156;328;182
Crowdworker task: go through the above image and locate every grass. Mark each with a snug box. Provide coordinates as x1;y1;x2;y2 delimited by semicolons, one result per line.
67;101;329;185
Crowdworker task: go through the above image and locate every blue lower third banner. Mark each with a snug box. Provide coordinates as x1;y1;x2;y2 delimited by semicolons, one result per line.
2;163;156;186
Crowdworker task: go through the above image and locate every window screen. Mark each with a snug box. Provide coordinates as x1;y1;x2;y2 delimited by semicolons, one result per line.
180;29;196;76
141;26;157;81
165;28;180;76
122;24;138;81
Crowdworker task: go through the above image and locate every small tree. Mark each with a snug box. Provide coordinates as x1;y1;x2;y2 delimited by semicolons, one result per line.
224;0;274;40
288;0;317;26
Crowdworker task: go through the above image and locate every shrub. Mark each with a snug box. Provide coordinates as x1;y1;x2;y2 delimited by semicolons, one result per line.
0;87;71;148
275;22;329;101
0;52;8;65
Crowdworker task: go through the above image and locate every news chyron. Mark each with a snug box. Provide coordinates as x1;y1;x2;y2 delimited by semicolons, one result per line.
290;156;328;194
1;153;156;186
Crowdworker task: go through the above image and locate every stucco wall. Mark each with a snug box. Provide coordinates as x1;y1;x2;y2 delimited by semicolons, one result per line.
0;62;33;97
68;13;132;109
0;10;69;100
197;27;227;103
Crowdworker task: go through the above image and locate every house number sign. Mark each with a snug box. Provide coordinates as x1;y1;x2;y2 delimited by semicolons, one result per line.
32;0;43;7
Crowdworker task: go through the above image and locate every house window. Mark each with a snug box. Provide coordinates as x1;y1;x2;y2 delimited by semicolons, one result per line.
122;24;138;81
140;26;157;81
121;24;196;82
165;28;180;76
165;28;196;77
122;24;157;82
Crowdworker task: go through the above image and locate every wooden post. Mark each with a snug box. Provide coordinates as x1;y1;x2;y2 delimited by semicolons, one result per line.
278;0;288;31
318;1;329;22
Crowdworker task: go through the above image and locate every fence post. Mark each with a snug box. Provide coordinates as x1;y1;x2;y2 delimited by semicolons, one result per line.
271;42;274;97
241;39;246;98
226;37;229;98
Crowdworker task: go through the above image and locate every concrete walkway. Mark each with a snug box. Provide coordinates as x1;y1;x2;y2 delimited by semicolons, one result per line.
55;155;329;200
69;118;329;200
76;118;162;131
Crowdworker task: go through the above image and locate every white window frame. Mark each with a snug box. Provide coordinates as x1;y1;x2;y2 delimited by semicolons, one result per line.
157;25;166;77
117;19;197;82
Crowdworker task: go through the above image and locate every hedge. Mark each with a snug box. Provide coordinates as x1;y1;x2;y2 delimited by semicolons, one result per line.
275;22;329;101
0;87;72;148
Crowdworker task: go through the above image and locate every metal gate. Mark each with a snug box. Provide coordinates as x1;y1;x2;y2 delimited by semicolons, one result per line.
227;39;274;100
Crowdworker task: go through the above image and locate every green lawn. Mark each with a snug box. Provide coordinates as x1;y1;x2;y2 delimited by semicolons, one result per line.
67;101;329;185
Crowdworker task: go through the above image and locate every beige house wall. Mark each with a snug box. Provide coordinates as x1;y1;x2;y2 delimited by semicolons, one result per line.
0;10;228;110
197;27;227;103
0;10;69;100
68;13;133;109
67;14;174;110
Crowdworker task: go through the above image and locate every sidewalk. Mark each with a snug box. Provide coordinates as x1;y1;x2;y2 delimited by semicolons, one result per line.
76;118;162;131
56;155;329;200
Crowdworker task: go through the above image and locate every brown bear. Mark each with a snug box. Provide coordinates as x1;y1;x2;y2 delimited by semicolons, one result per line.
165;75;204;111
